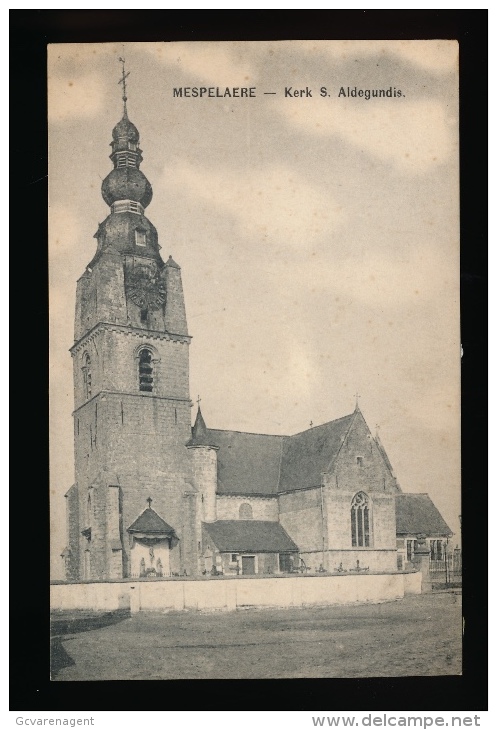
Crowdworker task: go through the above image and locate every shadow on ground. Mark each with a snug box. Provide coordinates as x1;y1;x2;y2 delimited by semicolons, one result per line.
50;609;131;637
51;637;76;679
50;609;131;679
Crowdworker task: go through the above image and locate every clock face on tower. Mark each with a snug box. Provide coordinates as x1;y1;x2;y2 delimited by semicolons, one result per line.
125;264;166;311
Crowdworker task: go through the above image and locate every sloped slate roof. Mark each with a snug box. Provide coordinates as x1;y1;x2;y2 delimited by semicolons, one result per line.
208;429;285;495
204;520;298;553
186;407;219;448
207;412;357;495
395;494;453;537
128;507;176;536
278;414;355;491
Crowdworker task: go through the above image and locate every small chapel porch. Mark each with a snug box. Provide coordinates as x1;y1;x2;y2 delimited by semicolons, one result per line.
127;498;178;579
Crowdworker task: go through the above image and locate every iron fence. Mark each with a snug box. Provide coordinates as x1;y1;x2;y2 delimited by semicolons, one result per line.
429;550;462;585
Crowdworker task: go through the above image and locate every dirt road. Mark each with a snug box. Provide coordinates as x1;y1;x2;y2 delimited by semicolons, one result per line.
51;592;462;680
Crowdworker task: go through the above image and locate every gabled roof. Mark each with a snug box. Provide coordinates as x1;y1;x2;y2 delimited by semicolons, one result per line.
128;507;176;536
374;433;395;475
395;494;453;537
209;429;285;495
203;520;298;553
278;413;355;491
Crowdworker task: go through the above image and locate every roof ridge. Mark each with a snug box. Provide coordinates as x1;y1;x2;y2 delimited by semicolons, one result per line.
326;410;358;471
291;412;355;437
208;427;288;438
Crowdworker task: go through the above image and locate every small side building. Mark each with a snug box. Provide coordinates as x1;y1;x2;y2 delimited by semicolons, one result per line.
202;520;299;575
395;493;453;569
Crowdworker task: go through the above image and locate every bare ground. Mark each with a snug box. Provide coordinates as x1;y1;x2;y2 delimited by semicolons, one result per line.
51;592;462;680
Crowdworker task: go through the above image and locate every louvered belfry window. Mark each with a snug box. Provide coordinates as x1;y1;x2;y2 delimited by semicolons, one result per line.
83;353;92;400
139;349;153;392
351;492;370;547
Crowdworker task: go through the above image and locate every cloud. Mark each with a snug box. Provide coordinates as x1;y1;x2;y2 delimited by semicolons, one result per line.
268;242;456;309
317;39;459;74
276;97;456;174
49;204;81;261
48;73;105;122
163;161;344;251
145;41;257;86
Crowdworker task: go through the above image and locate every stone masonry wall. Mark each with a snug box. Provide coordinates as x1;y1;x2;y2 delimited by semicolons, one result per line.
324;490;396;551
324;410;398;495
278;488;323;553
72;327;190;410
190;448;218;522
216;495;279;521
64;485;80;580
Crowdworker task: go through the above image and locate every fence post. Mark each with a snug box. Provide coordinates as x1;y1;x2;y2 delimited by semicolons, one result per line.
413;535;432;592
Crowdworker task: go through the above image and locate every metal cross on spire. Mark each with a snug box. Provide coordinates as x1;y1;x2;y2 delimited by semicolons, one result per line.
146;496;152;508
118;57;130;116
354;391;361;409
196;395;202;407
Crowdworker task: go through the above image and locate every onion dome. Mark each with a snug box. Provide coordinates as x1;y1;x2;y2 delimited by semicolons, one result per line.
101;109;153;209
101;167;153;208
112;116;139;144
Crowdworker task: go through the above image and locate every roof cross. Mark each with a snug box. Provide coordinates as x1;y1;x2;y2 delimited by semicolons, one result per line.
146;496;152;508
118;57;130;115
354;391;361;409
309;420;313;427
196;395;201;407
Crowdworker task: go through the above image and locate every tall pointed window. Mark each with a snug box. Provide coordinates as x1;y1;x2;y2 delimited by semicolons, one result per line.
139;349;153;392
351;492;370;547
82;353;92;400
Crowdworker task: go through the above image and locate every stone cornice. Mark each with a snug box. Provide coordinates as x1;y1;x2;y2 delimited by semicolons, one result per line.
70;321;191;355
278;484;322;496
73;390;192;415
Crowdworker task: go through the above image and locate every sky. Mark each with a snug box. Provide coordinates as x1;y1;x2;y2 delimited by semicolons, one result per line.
48;41;460;578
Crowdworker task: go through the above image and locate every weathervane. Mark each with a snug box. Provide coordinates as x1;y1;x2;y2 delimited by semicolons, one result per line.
118;57;130;116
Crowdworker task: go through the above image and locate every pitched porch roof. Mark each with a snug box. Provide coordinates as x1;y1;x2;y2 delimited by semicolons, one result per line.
203;520;298;553
128;507;176;537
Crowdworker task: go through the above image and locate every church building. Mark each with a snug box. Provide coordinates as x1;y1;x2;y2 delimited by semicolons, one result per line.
63;95;452;582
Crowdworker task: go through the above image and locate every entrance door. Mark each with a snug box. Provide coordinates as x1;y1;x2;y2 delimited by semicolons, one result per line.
241;556;256;575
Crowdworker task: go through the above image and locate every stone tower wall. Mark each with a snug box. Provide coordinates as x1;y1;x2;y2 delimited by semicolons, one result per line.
190;447;218;522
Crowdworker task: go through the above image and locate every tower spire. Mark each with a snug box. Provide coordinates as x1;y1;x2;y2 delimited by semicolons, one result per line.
118;57;130;118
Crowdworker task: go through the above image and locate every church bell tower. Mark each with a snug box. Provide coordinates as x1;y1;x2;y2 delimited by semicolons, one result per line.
64;64;196;581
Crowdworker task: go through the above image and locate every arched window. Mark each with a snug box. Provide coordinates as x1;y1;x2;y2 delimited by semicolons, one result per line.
239;503;253;520
139;348;153;392
351;492;370;547
82;353;92;400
